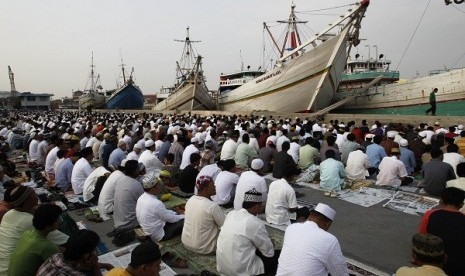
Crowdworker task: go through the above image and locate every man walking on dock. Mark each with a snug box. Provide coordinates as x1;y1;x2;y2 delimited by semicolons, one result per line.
426;88;438;116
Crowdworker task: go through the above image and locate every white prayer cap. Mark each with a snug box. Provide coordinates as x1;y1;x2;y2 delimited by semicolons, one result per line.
133;143;142;150
117;139;126;147
314;203;336;221
400;139;408;147
191;137;199;143
120;159;128;167
145;139;155;148
371;124;377;131
251;158;264;170
418;132;426;138
458;125;464;130
365;134;374;140
434;121;440;126
142;172;161;189
387;131;396;138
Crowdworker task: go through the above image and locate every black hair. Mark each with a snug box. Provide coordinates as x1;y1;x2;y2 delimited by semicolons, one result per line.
457;162;465;178
326;135;336;146
373;135;383;144
446;144;459;153
124;160;139;175
282;141;290;151
190;153;201;163
440;187;465;208
165;153;174;164
242;133;250;144
242;201;260;210
430;148;443;159
80;147;93;158
33;204;63;231
325;149;336;159
63;229;100;261
56;149;66;159
223;159;236;171
347;133;355;142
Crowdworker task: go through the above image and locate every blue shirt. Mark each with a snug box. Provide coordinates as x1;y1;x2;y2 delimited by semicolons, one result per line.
366;144;387;168
319;158;345;191
400;147;416;174
108;148;126;169
55;158;73;191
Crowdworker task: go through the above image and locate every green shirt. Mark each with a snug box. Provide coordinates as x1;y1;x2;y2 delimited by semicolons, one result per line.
8;229;59;276
234;143;258;168
430;91;436;103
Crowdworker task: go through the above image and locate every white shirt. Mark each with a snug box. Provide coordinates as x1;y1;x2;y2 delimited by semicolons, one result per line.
195;163;222;195
180;144;200;170
217;209;274;276
138;150;163;175
287;142;301;164
249;138;260;153
376;156;408;187
45;146;59;174
98;170;124;219
80;136;89;150
277;221;349;276
71;158;93;194
85;136;98;148
443;152;465;178
276;135;290;152
265;178;298;225
345;150;371;180
234;171;268;210
136;192;184;241
83;167;109;202
29;139;39;161
181;196;225;254
211;171;239;205
126;150;140;161
37;140;49;165
220;139;238;160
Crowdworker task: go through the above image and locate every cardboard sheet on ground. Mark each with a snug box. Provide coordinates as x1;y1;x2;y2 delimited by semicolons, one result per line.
98;243;176;275
337;187;394;207
383;191;439;216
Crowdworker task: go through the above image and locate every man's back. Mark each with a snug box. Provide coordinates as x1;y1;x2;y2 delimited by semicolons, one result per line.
113;175;144;229
366;143;387;168
422;160;456;196
277;221;348;276
427;209;465;275
234;171;267;210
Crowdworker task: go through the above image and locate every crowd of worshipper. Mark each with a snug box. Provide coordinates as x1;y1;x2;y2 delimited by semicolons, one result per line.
0;110;464;275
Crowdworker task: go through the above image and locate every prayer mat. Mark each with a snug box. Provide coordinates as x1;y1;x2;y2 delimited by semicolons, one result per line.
346;257;389;276
164;195;187;209
169;187;194;198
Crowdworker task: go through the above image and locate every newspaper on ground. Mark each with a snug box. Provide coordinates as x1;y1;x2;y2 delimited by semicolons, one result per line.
337;187;395;207
383;191;439;216
98;243;176;275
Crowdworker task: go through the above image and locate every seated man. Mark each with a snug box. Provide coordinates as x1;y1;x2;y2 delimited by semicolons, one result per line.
37;229;112;275
98;159;127;220
178;153;200;194
106;240;162;276
345;148;371;180
182;176;225;254
217;188;279;276
8;204;62;275
396;233;447;276
234;158;268;210
447;162;465;193
376;147;409;187
71;147;94;194
112;160;145;244
319;149;345;197
55;151;80;192
211;159;239;206
273;141;301;179
419;187;465;275
136;172;184;242
266;164;299;226
422;148;456;196
277;203;348;276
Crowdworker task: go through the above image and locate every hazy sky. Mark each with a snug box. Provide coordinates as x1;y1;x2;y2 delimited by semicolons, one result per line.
1;0;464;99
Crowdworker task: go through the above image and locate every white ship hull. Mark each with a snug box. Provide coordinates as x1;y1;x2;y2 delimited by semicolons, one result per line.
153;80;216;111
79;92;106;109
218;28;350;113
335;68;465;111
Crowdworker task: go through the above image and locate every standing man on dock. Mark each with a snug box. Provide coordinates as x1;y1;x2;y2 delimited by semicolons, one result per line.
426;88;438;116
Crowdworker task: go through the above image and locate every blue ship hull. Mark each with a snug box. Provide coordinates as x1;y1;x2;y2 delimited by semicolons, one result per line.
106;83;144;109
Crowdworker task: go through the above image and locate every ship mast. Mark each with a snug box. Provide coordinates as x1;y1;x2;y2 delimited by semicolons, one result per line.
174;27;201;83
90;52;96;92
8;66;17;97
120;49;126;84
276;3;307;57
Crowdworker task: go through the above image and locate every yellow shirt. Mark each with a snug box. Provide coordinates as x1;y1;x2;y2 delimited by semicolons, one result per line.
105;268;131;276
396;265;447;276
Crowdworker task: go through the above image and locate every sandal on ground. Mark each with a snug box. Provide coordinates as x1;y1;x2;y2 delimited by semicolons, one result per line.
330;192;338;198
324;191;330;197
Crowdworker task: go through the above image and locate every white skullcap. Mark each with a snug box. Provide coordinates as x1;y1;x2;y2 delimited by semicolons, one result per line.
314;203;336;221
142;172;160;189
387;131;396;138
117;139;126;147
371;124;377;130
365;134;374;140
145;139;155;148
120;159;128;167
458;125;464;130
400;139;408;147
251;158;264;170
191;137;199;143
133;143;142;150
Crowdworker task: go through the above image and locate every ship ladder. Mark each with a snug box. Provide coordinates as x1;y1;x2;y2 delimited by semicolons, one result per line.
312;76;382;116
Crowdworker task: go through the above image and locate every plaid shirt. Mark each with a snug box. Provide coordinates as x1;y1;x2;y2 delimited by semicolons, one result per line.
36;253;85;276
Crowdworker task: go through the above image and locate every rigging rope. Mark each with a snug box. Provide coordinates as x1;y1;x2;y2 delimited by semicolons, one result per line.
395;0;432;71
450;51;465;69
297;3;353;14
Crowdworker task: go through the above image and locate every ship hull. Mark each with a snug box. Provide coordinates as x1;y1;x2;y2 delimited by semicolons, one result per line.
79;93;106;109
106;83;144;109
218;28;350;113
334;68;465;116
153;81;216;111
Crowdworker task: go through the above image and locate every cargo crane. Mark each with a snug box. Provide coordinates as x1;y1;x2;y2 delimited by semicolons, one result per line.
8;66;17;97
